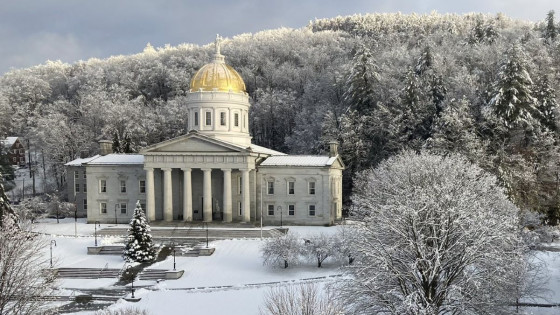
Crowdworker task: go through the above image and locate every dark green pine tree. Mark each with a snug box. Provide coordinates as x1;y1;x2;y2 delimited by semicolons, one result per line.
0;142;15;182
0;171;17;227
112;131;121;153
544;10;557;42
123;201;156;263
398;70;434;148
344;44;379;113
122;133;133;153
489;44;538;128
534;74;558;131
430;75;447;117
414;46;433;76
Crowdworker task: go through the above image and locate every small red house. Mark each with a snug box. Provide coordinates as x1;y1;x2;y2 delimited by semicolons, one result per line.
1;137;26;166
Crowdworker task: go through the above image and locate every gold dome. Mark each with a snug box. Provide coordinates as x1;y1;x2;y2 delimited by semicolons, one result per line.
190;35;246;93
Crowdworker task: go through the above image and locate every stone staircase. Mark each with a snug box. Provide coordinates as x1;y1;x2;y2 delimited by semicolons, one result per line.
55;267;122;279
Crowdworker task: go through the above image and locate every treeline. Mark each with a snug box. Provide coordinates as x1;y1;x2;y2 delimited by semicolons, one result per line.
1;12;559;221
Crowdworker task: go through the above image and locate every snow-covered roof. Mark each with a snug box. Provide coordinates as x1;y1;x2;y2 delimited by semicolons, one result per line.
1;137;19;147
260;155;338;167
65;155;101;166
65;154;144;166
249;144;286;156
86;154;144;165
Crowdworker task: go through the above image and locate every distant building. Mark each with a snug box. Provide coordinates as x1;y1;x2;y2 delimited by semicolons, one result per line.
1;137;26;166
66;37;344;225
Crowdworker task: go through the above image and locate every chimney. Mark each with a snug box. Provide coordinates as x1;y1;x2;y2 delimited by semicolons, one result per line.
99;140;112;156
329;140;339;158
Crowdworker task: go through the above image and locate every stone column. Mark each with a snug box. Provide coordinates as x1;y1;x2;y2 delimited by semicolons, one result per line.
222;168;232;222
162;168;173;222
145;167;156;221
202;168;212;222
182;167;192;221
241;168;250;222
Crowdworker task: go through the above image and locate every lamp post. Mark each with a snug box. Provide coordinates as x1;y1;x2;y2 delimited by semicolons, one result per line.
203;223;209;248
50;240;56;268
94;221;101;246
172;246;176;271
126;265;135;298
278;205;283;228
114;204;118;225
260;178;263;240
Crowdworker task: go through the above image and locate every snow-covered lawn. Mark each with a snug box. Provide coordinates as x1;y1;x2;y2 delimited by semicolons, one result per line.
33;219;342;314
32;219;560;315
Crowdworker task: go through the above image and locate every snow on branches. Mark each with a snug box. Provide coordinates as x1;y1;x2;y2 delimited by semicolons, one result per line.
123;201;156;263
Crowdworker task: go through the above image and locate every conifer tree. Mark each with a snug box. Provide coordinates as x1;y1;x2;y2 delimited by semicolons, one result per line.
344;44;379;112
544;10;557;42
123;201;156;263
534;74;558;131
0;171;17;227
489;44;538;128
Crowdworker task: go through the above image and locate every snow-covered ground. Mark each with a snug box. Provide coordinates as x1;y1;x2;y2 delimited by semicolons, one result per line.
31;219;560;315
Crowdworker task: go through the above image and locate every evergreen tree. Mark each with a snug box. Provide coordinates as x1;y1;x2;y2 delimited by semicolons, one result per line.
534;74;558;131
398;70;434;148
430;75;447;117
489;44;538;128
0;171;17;227
123;201;156;263
414;46;433;76
112;131;121;153
344;44;379;112
544;10;557;42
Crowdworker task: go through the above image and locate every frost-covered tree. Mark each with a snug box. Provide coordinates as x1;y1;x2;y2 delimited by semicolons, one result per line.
543;10;557;42
261;232;302;268
302;233;334;268
0;171;17;227
0;219;56;314
534;74;558;131
259;283;344;315
489;44;538;128
340;150;524;315
344;44;379;112
123;201;156;263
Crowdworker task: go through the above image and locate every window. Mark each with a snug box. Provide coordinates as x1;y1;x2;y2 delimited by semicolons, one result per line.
139;180;146;193
83;199;87;211
205;111;212;126
268;204;275;216
238;202;242;216
83;182;87;192
19;157;24;163
220;112;226;126
12;157;16;163
267;181;274;195
74;171;79;180
19;149;24;154
289;204;295;216
309;204;316;216
234;113;239;127
288;181;295;195
120;180;126;193
120;203;127;214
100;202;107;214
99;180;107;193
308;182;316;195
238;177;242;195
74;183;79;193
194;112;199;126
83;171;87;179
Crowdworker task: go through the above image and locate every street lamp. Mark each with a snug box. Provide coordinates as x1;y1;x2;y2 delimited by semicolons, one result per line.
126;265;135;298
94;221;101;246
50;240;57;268
114;204;118;225
278;205;283;228
172;246;176;271
203;223;209;248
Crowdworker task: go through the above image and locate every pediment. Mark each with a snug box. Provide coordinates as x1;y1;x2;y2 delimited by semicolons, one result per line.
140;133;247;154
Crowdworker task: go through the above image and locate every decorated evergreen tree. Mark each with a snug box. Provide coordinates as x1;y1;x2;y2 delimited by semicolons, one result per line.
123;201;156;263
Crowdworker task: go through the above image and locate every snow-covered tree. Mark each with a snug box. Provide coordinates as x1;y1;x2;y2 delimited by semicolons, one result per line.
0;219;56;314
489;44;538;128
543;10;557;42
0;171;17;227
260;283;344;315
344;43;379;112
261;232;302;268
340;150;524;315
123;201;156;263
534;74;558;131
302;233;334;268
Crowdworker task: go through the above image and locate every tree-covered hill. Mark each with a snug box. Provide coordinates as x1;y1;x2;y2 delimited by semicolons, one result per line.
1;12;559;220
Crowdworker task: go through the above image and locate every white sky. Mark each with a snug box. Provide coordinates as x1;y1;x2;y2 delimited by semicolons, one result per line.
1;0;558;75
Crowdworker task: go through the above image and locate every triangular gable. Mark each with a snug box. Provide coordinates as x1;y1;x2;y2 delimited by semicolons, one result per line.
330;156;346;170
140;132;249;154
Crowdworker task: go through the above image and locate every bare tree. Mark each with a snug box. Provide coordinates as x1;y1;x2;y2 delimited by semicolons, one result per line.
261;232;302;268
94;307;151;315
340;150;526;315
0;219;56;314
303;233;334;268
260;282;344;315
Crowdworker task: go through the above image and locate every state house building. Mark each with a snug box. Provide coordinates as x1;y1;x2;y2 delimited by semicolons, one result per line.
66;38;344;226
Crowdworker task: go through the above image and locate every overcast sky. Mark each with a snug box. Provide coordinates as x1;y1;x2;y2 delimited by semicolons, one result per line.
1;0;558;75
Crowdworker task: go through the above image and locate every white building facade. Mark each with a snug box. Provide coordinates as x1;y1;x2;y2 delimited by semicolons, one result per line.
66;38;344;226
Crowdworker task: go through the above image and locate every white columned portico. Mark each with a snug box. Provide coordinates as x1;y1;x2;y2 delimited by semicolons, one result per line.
162;168;173;222
145;167;156;221
222;168;232;222
202;168;212;222
182;168;193;221
241;168;250;222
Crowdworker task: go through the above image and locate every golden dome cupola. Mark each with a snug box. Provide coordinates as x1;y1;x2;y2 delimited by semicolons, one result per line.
190;35;246;93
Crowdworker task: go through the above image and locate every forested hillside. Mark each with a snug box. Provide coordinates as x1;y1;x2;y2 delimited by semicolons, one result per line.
1;12;559;221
